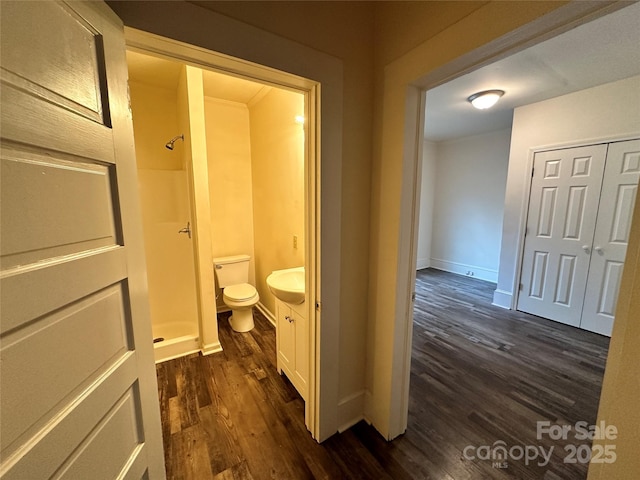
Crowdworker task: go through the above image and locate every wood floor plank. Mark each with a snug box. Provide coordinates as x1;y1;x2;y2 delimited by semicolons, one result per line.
172;423;214;480
169;396;182;435
212;460;254;480
157;269;608;479
243;373;316;479
176;354;200;430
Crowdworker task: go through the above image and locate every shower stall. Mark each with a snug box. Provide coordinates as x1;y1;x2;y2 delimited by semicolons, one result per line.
128;54;218;363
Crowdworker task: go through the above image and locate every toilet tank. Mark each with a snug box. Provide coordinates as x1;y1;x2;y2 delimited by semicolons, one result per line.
213;254;250;287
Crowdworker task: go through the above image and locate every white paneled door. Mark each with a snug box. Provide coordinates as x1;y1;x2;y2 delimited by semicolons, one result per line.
580;139;640;335
0;2;165;479
518;140;640;336
518;145;607;327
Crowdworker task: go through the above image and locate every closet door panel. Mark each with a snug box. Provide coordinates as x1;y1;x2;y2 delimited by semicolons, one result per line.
517;145;607;326
581;139;640;335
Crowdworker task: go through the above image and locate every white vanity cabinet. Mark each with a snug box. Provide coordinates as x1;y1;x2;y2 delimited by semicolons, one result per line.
275;298;308;400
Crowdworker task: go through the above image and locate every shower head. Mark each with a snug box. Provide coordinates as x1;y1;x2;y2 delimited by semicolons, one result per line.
165;134;184;150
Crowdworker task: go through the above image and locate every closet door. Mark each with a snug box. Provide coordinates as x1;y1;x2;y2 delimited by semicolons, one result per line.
517;145;607;326
580;139;640;336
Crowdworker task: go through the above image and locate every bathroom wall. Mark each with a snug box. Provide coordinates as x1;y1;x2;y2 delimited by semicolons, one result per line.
204;96;256;308
249;88;305;315
201;87;303;315
129;80;198;334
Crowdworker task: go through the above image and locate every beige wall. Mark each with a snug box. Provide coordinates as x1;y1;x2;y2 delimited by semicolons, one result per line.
180;66;221;353
201;90;304;314
249;88;305;315
204;97;256;307
129;80;198;332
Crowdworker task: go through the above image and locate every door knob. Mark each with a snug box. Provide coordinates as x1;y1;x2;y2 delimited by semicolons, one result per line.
582;245;591;254
594;246;603;254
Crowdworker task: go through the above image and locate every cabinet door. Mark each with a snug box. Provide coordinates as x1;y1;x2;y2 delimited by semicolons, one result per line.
293;308;308;400
581;139;640;335
276;301;295;374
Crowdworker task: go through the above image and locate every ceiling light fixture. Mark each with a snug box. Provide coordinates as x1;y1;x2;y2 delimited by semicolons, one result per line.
467;89;505;110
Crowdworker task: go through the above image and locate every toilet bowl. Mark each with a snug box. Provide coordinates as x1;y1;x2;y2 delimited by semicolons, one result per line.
223;283;259;332
213;255;259;332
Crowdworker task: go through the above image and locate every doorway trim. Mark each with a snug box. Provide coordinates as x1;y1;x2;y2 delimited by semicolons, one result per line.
392;1;630;439
124;27;327;440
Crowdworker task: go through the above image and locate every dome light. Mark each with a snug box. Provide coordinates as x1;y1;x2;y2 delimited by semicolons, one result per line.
467;90;505;110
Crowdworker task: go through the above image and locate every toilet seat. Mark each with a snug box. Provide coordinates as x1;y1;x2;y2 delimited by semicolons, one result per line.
224;283;257;301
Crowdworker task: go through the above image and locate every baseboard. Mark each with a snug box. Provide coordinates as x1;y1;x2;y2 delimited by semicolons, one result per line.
256;302;276;327
416;257;430;270
154;335;200;364
492;289;513;309
200;341;223;356
337;390;366;433
430;258;498;283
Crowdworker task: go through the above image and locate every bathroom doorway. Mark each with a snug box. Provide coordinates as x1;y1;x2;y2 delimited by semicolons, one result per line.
125;28;321;435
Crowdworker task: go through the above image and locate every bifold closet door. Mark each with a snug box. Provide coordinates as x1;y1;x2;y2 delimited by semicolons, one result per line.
517;145;607;327
580;139;640;336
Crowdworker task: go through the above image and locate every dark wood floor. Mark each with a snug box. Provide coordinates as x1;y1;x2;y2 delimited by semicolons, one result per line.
156;269;609;479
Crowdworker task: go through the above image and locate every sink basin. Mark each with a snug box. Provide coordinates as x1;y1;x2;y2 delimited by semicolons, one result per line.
266;267;305;304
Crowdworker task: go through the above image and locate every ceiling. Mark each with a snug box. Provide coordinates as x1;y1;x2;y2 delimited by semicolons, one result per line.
127;3;639;139
425;2;640;142
126;50;268;104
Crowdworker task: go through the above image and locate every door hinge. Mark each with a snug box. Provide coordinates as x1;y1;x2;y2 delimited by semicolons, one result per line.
411;291;416;302
519;283;524;291
315;301;321;311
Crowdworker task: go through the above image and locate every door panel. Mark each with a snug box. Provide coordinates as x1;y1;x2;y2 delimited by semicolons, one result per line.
518;145;607;326
1;146;118;268
1;285;130;451
554;254;576;306
580;139;640;335
0;1;108;123
0;2;164;479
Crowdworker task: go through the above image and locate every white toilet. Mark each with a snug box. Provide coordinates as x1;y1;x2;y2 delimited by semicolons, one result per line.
213;255;259;332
